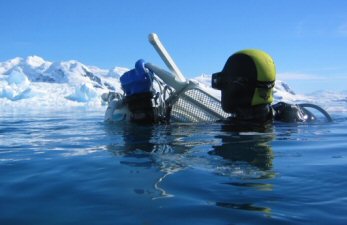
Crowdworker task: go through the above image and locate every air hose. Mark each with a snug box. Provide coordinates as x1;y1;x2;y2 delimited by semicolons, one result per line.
298;103;333;122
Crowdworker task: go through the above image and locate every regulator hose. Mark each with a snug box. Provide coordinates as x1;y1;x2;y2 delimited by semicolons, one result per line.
298;103;333;122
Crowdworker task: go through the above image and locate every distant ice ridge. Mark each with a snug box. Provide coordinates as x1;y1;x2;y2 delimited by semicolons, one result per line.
0;56;346;113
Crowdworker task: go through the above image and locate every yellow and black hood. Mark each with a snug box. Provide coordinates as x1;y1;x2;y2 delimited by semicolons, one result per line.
212;49;276;113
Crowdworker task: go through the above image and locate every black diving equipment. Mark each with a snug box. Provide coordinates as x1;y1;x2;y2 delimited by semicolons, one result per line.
272;102;333;123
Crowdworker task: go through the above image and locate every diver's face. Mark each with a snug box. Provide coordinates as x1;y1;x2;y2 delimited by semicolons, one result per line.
213;53;258;113
221;76;255;113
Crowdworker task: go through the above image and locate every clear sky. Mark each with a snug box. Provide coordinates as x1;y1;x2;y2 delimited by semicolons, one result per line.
1;0;346;93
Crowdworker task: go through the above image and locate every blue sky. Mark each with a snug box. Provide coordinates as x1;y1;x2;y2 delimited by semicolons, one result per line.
0;0;346;93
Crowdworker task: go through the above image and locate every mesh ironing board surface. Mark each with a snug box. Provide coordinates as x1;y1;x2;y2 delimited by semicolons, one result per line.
170;88;230;122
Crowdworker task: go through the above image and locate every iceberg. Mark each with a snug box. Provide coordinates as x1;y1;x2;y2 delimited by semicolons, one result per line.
66;83;98;102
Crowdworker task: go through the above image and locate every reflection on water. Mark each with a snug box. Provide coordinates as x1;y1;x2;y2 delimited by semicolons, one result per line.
208;123;275;213
105;124;191;199
105;122;277;211
2;112;346;225
210;123;275;172
216;201;271;213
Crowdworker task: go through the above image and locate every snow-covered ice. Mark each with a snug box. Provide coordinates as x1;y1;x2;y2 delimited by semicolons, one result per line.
0;56;126;112
0;56;346;113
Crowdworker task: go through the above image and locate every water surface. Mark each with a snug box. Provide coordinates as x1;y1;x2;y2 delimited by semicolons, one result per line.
0;111;346;225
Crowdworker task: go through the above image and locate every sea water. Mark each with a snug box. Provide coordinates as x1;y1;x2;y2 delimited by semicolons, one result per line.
0;110;346;225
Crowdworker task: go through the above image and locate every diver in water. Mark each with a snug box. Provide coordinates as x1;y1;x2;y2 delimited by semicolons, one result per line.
104;59;171;124
211;49;332;124
105;49;331;124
